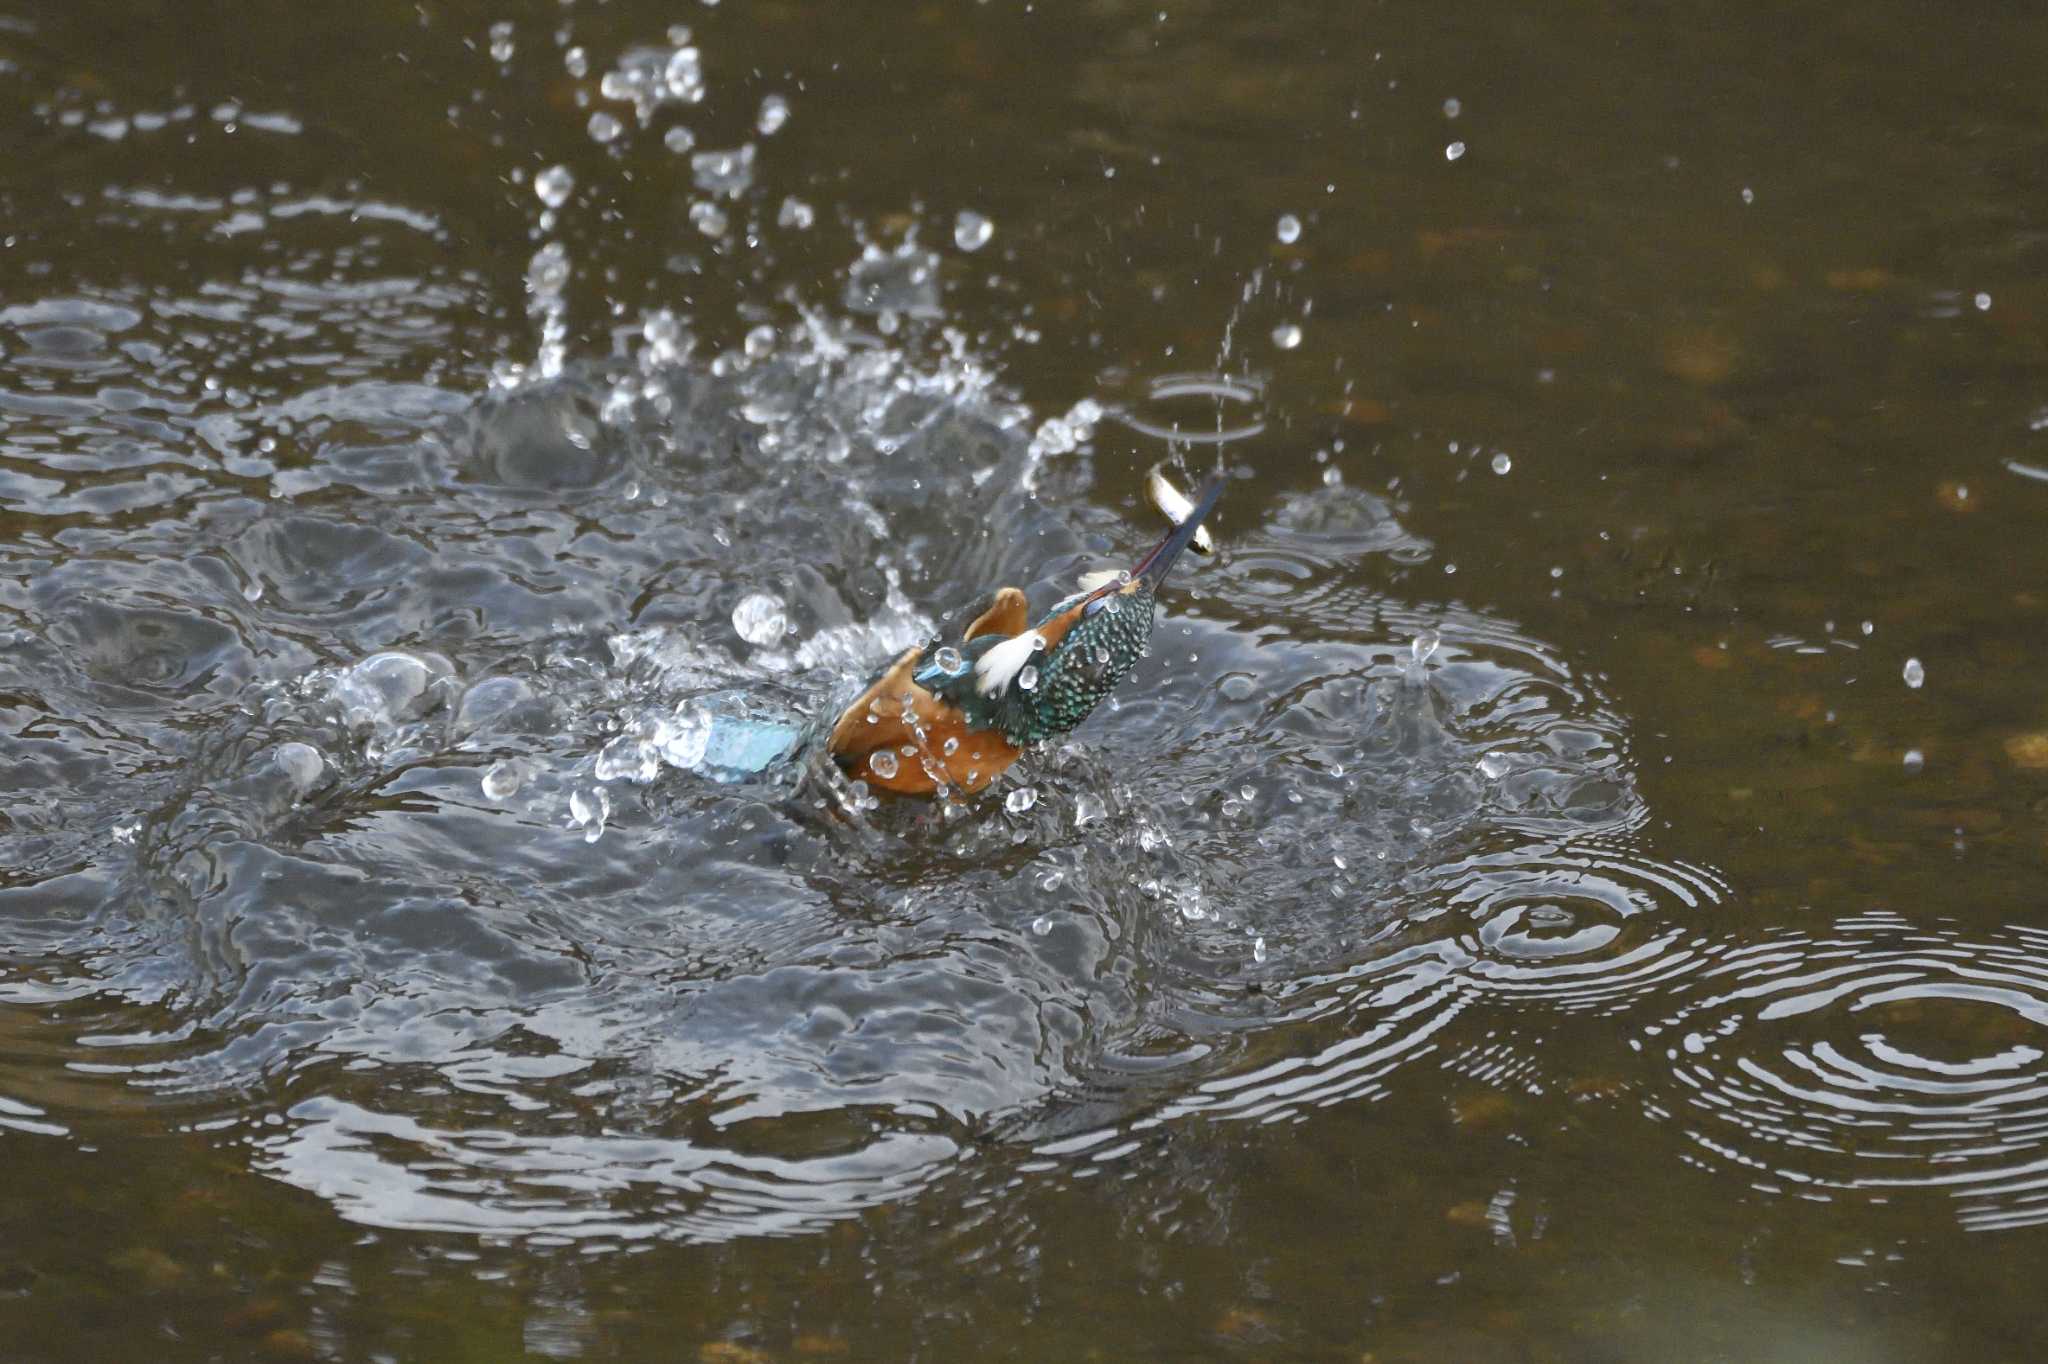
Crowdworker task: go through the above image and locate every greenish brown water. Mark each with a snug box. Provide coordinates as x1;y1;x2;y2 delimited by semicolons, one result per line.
3;1;2047;1359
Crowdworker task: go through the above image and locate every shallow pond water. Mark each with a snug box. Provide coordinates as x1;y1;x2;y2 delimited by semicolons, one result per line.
3;0;2048;1359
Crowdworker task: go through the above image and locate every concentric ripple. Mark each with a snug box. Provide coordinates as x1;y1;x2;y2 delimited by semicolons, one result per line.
1639;911;2048;1230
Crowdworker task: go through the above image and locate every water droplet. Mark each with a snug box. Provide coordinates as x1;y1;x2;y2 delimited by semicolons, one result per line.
1275;213;1302;244
563;46;588;78
1477;753;1510;781
1490;451;1512;475
1074;792;1105;827
1741;186;1755;204
487;20;516;62
1031;915;1053;936
954;210;994;252
732;592;787;645
1975;292;1993;312
1442;97;1462;118
933;646;965;673
1903;748;1926;774
1006;786;1037;814
663;125;696;154
587;110;623;144
1272;322;1303;350
1411;630;1441;666
1445;141;1466;162
941;736;960;756
744;324;776;357
778;196;815;229
865;750;898;781
1252;935;1268;963
1902;657;1925;690
482;760;522;799
756;93;790;135
569;786;610;843
534;164;575;209
688;200;728;237
1861;620;1875;636
1017;664;1040;693
1240;784;1256;802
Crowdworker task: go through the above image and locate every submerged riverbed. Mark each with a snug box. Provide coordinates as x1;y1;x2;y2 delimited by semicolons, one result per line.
3;1;2048;1359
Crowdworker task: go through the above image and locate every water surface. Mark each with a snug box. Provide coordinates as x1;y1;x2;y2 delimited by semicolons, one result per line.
3;0;2047;1359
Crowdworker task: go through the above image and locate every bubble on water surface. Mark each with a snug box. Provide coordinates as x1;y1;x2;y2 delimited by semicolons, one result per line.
1031;916;1052;936
480;760;522;800
954;210;994;252
329;651;450;731
1271;322;1302;350
274;742;324;793
1006;786;1037;814
1902;657;1925;689
533;165;574;209
1275;213;1302;244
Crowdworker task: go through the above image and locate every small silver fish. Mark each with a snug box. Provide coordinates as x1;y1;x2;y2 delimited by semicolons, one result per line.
1147;464;1217;554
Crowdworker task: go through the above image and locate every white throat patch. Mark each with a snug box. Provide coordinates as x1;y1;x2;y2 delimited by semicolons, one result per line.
973;631;1045;697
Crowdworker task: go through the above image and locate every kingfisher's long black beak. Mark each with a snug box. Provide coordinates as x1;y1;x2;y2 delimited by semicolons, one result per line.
1131;475;1226;588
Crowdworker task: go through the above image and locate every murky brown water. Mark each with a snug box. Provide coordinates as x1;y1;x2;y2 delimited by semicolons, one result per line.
4;0;2048;1359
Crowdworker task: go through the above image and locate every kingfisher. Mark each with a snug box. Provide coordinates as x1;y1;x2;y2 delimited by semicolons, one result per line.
827;474;1226;796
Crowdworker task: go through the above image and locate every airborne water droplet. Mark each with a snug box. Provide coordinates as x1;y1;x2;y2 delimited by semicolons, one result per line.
869;750;899;780
1903;657;1925;689
1491;451;1512;475
1006;786;1037;814
1275;213;1302;244
933;646;965;673
756;93;790;135
1272;322;1303;350
1017;664;1040;693
954;210;994;252
534;165;575;209
1445;141;1466;161
732;592;787;645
